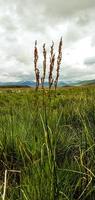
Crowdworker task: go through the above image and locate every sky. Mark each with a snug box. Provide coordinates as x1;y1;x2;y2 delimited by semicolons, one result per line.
0;0;95;82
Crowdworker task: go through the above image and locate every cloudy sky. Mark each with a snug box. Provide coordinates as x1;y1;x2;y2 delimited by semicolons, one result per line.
0;0;95;82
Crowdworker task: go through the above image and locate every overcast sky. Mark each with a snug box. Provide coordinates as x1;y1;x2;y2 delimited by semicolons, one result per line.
0;0;95;82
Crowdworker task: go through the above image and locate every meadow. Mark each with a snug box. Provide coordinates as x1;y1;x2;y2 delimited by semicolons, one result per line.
0;85;95;200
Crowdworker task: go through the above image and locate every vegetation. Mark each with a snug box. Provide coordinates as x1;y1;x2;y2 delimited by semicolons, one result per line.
0;85;95;199
34;38;63;90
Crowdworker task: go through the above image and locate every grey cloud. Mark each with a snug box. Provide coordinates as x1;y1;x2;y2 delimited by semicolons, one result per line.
91;35;95;46
0;0;46;32
75;13;90;26
0;16;17;31
84;57;95;65
8;47;32;65
1;0;95;38
9;71;33;81
63;64;95;81
36;0;95;19
64;23;82;44
0;64;34;82
1;0;95;31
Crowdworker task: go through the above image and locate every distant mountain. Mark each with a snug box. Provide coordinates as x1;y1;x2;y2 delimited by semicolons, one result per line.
60;79;95;86
76;79;95;86
0;81;68;87
0;81;36;87
0;79;95;87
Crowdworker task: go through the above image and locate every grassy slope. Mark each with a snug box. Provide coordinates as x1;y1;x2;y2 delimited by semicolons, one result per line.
0;86;95;200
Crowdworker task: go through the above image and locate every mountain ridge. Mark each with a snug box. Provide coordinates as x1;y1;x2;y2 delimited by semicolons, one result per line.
0;79;95;87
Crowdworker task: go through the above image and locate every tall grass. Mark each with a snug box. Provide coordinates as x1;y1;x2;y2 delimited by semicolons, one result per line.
0;86;95;199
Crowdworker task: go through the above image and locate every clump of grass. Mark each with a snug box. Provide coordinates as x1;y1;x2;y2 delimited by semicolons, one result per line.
0;44;95;200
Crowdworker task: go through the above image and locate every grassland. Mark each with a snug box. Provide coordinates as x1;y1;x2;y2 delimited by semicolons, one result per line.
0;85;95;200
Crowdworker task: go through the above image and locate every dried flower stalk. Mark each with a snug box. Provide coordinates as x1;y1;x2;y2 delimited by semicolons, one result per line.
34;40;40;90
41;43;46;88
49;41;55;89
2;170;21;200
54;37;63;90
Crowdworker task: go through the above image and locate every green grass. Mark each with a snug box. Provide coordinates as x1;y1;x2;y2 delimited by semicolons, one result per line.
0;86;95;200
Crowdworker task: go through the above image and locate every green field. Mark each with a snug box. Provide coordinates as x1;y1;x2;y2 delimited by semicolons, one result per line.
0;86;95;200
